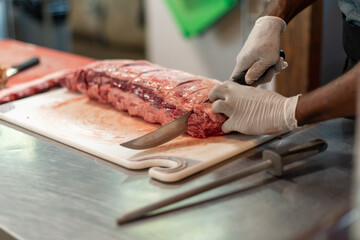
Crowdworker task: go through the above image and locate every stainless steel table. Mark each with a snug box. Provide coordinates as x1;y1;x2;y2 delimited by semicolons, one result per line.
0;118;355;240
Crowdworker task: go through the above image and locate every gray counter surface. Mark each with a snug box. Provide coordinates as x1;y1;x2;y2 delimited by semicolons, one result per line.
0;118;355;240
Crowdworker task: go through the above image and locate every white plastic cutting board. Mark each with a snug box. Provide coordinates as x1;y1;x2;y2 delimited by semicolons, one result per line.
0;88;277;182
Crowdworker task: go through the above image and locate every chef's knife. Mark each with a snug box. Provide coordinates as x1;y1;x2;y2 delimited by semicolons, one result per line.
0;57;40;89
121;110;193;150
118;139;327;224
120;51;285;150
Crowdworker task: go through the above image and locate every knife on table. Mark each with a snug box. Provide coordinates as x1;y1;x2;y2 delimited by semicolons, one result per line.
120;51;285;150
118;139;327;224
0;57;40;89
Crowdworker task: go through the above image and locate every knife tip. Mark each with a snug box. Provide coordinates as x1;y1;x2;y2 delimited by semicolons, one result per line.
120;142;145;150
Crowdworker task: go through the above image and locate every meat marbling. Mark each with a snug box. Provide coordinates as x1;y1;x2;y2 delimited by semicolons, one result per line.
60;60;226;138
0;59;226;138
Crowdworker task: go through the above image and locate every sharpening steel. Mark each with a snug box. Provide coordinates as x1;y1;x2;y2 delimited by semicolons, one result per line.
117;139;327;224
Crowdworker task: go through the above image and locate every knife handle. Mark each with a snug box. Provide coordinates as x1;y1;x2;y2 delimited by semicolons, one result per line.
232;70;248;85
12;57;40;72
264;139;327;176
232;50;285;86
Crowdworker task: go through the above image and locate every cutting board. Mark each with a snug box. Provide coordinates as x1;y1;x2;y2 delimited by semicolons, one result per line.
0;88;277;182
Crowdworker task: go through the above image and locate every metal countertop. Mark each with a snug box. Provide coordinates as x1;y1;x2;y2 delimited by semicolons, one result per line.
0;118;355;240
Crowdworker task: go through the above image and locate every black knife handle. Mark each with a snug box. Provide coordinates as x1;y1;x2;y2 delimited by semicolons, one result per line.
232;70;248;85
232;50;285;86
280;49;285;59
12;57;40;72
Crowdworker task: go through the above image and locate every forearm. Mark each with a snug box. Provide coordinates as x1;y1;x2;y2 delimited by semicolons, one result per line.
260;0;319;23
295;64;360;126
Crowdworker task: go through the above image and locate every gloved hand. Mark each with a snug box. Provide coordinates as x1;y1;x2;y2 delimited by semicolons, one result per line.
209;81;300;135
231;16;287;86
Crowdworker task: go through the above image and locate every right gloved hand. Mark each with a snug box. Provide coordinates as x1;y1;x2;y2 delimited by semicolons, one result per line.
209;81;300;135
230;16;287;86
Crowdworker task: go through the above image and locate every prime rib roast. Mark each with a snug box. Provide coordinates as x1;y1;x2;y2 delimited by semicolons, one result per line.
1;60;226;138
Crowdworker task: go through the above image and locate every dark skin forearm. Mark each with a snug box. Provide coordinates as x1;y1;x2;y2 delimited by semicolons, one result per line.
259;0;357;125
260;0;319;23
254;0;357;126
295;63;359;126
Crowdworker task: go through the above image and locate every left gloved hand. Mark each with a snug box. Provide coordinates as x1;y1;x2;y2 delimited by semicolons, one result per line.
209;81;300;135
230;16;288;86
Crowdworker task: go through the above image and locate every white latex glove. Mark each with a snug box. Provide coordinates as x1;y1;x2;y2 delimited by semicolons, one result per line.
231;16;288;86
209;81;300;135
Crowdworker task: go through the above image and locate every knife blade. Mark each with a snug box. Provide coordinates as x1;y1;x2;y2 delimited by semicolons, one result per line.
121;51;285;150
121;110;193;150
117;139;327;224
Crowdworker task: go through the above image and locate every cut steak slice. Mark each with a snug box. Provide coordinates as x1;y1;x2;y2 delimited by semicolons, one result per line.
59;60;226;138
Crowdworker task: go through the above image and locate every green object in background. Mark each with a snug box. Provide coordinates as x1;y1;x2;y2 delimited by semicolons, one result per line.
164;0;238;38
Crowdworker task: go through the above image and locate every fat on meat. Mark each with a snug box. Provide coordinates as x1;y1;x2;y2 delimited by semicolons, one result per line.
60;60;226;138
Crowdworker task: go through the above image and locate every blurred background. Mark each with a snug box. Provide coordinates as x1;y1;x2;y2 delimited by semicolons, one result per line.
0;0;347;94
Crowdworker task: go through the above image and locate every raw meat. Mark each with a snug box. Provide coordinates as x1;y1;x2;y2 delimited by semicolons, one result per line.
60;60;226;138
0;70;70;104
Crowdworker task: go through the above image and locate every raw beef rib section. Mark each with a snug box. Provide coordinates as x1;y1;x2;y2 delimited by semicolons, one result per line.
60;60;226;138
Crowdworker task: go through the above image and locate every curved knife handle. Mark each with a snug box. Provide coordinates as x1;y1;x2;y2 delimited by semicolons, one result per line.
264;139;327;176
12;57;40;72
